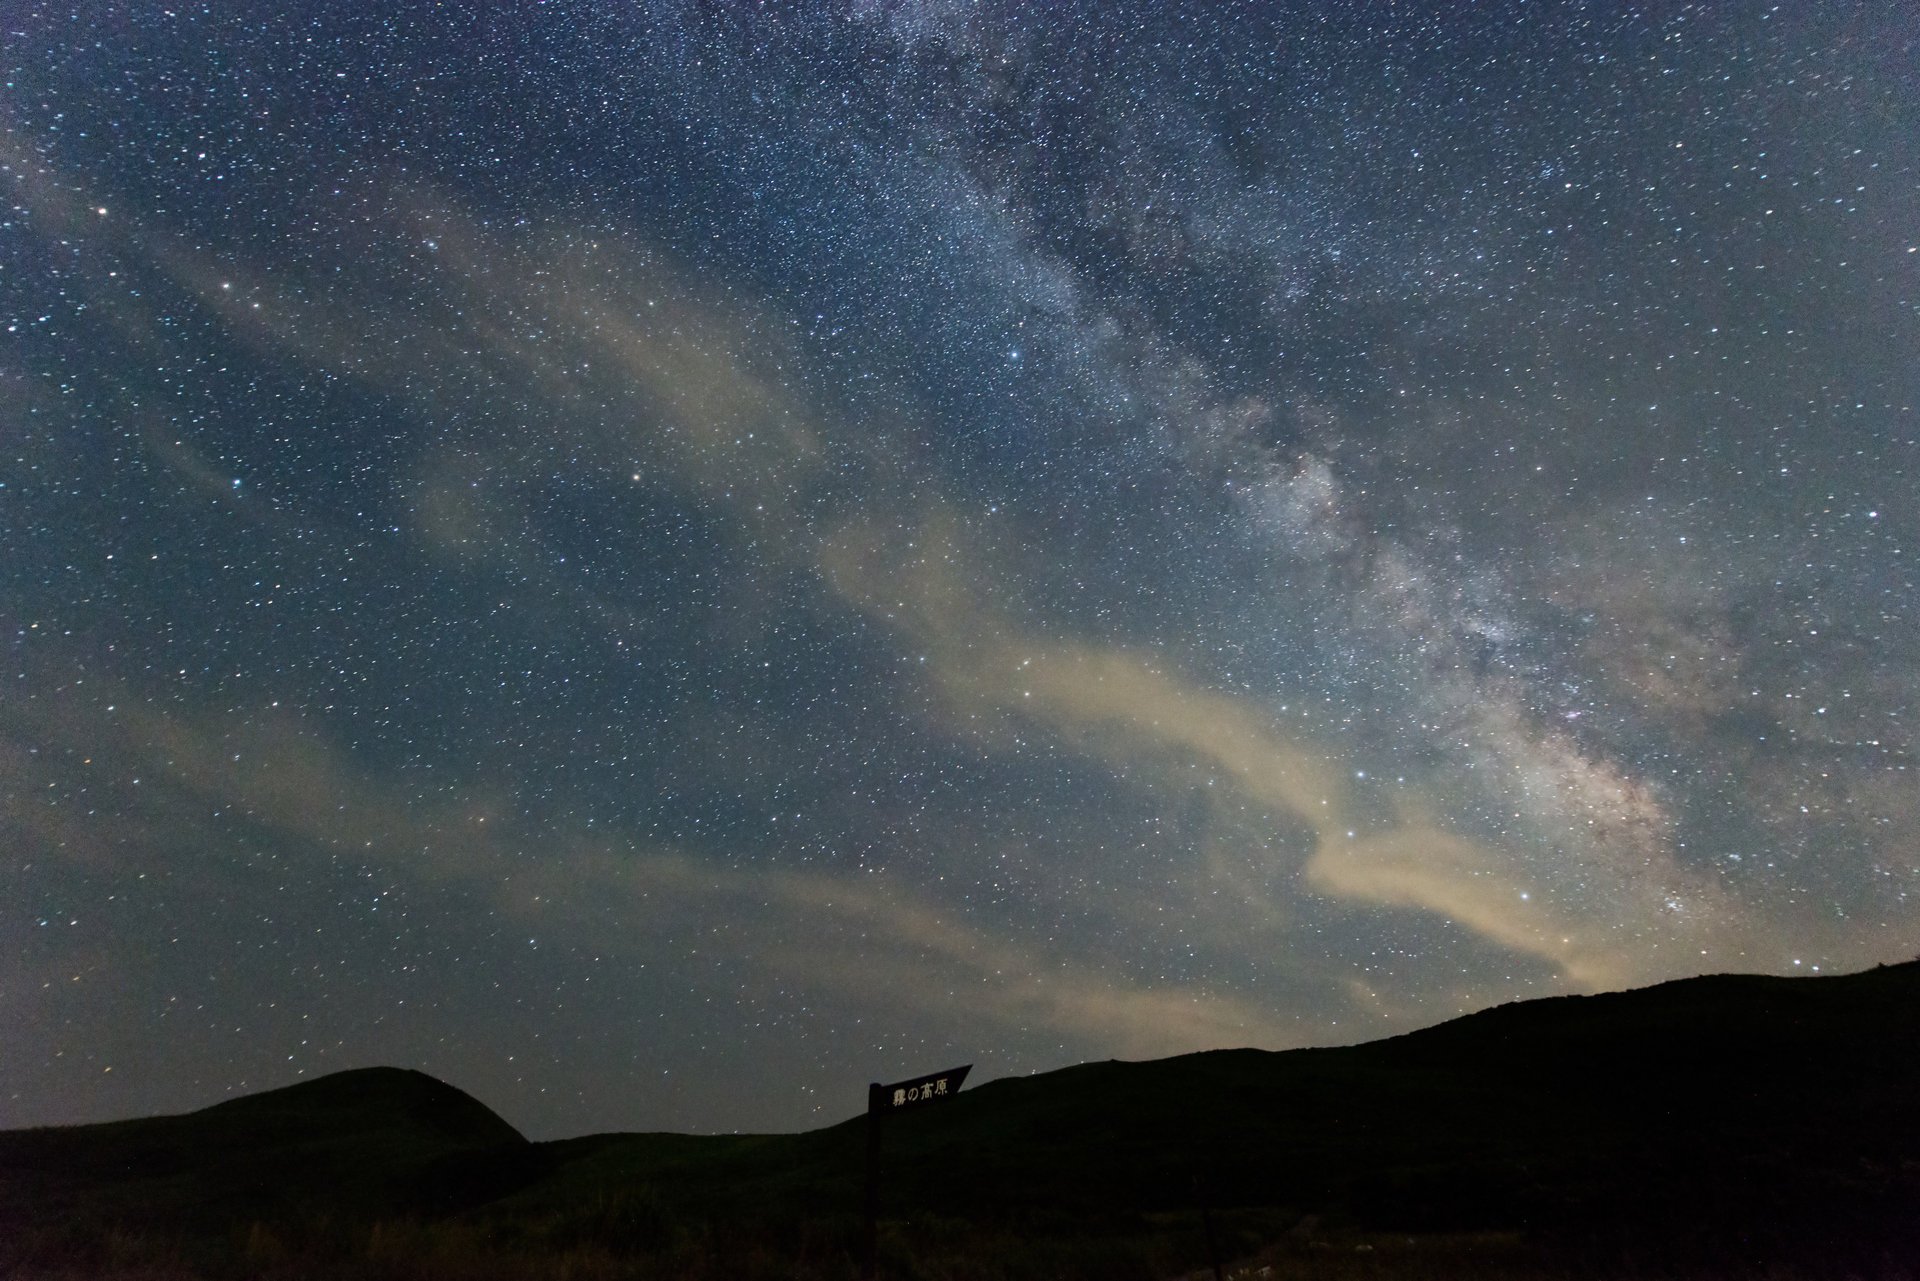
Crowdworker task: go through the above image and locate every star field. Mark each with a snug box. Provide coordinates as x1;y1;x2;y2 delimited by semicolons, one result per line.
3;1;1916;1139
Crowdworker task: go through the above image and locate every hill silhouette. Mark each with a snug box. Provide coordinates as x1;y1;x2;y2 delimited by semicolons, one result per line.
4;963;1916;1279
0;1067;527;1236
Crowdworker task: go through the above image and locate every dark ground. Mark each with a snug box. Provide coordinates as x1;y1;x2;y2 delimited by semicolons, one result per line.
4;962;1917;1279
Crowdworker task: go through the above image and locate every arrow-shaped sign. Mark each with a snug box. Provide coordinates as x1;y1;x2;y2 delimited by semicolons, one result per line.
867;1064;971;1115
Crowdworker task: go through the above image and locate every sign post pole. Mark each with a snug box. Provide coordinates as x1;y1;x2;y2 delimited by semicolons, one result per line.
857;1064;971;1281
862;1083;883;1281
1194;1172;1225;1281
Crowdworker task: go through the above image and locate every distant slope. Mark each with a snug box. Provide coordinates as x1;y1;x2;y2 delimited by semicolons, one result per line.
499;961;1920;1270
4;964;1916;1279
0;1066;528;1235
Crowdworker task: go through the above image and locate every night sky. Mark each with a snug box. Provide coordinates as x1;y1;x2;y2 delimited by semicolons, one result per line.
4;1;1917;1140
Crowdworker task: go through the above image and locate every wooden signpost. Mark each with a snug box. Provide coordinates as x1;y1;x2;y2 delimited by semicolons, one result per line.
862;1064;971;1279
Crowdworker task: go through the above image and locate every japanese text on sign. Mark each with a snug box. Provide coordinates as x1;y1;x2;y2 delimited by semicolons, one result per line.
869;1063;971;1114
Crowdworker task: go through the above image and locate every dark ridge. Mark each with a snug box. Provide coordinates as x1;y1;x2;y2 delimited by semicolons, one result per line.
4;961;1916;1279
0;1064;535;1238
194;1064;526;1149
492;961;1920;1274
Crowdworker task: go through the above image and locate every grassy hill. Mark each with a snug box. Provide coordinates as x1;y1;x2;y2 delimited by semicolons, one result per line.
4;963;1917;1279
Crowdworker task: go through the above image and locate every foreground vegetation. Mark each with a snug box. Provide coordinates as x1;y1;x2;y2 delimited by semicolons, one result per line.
7;1215;1914;1281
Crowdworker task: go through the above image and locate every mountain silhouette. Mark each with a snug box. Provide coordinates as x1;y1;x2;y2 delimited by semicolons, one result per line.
0;1066;528;1236
4;963;1916;1278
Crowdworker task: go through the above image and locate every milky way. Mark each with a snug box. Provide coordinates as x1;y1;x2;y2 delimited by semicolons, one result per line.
4;2;1916;1138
